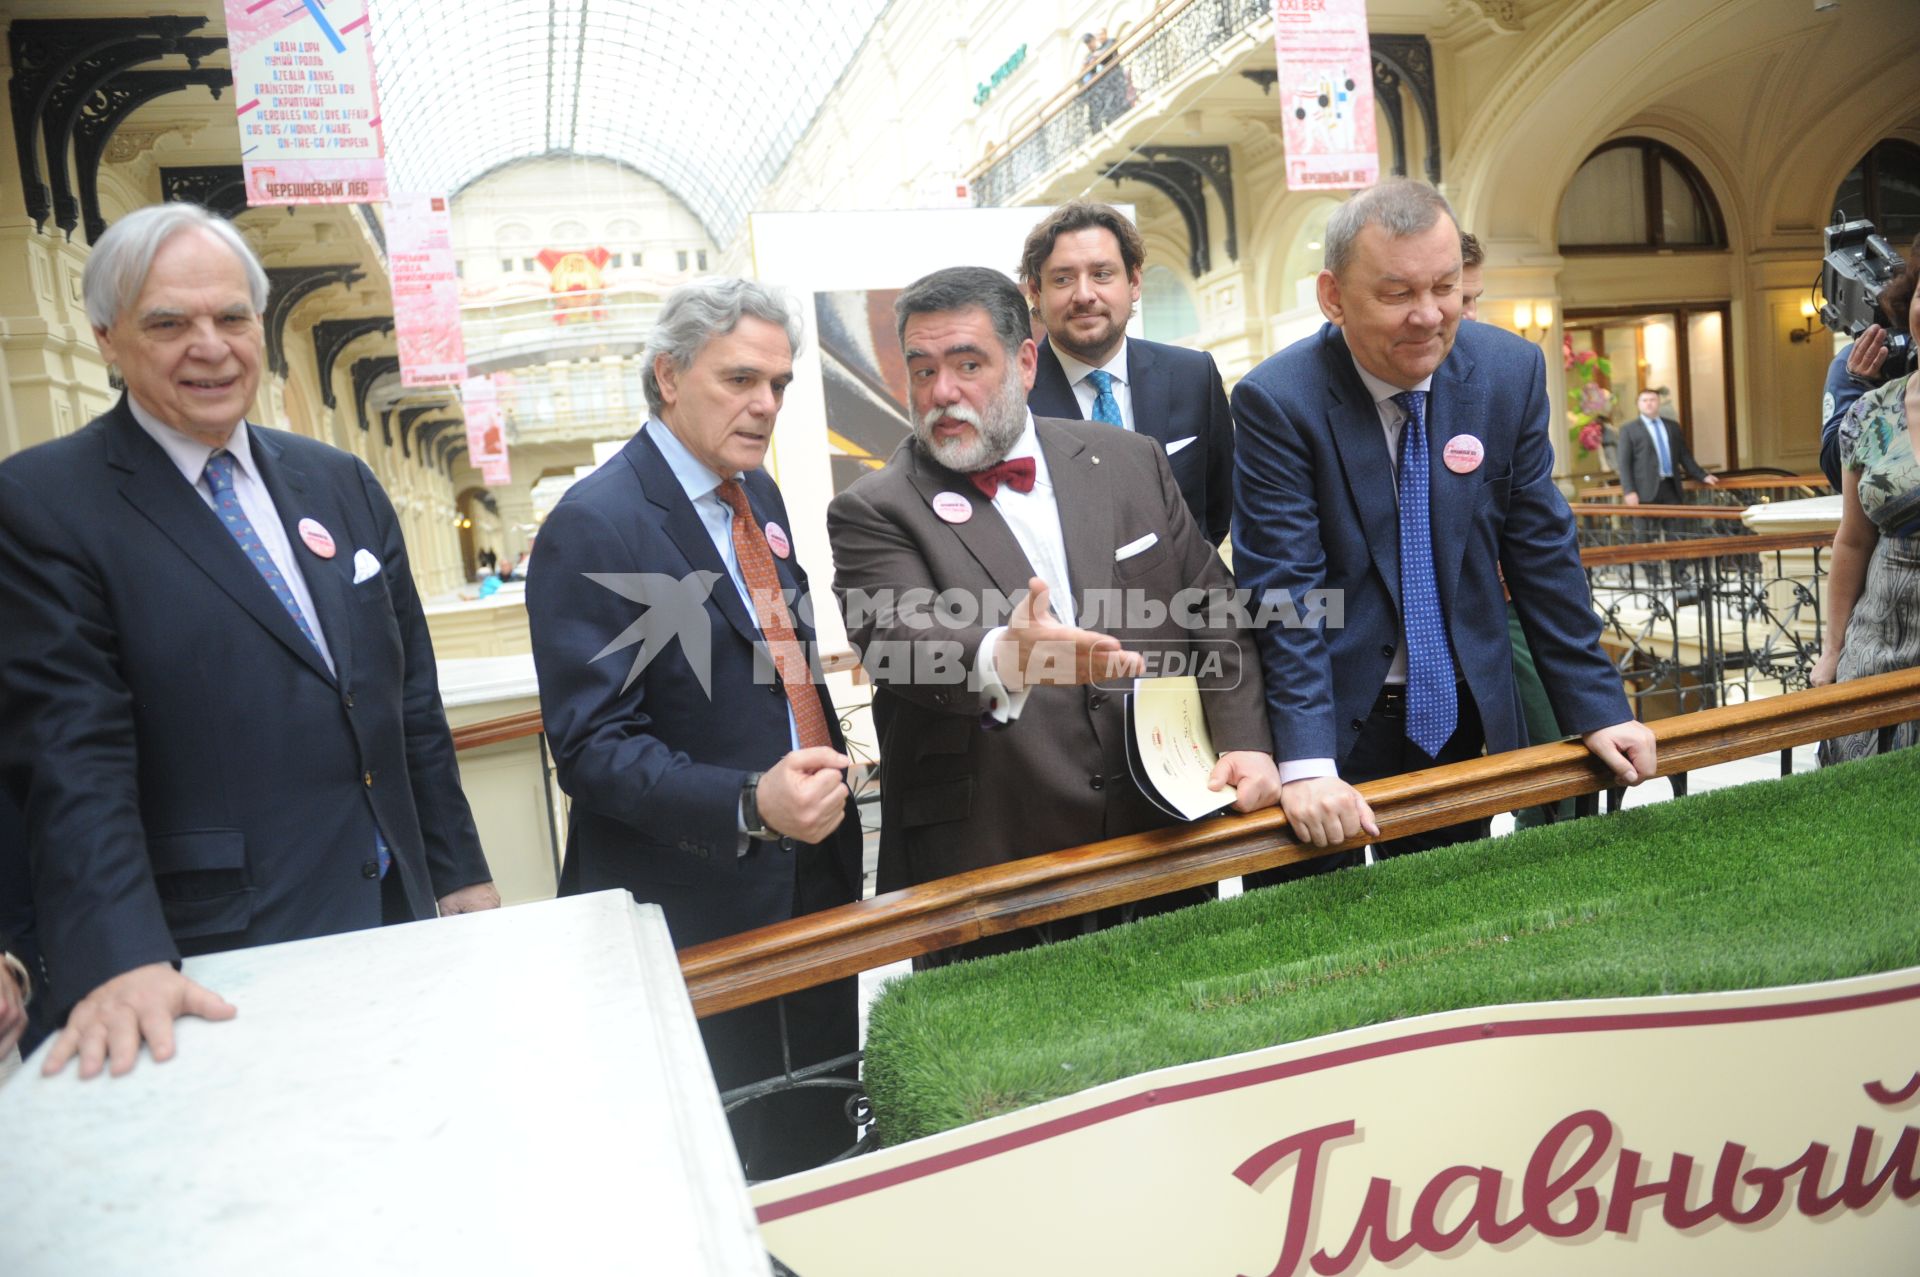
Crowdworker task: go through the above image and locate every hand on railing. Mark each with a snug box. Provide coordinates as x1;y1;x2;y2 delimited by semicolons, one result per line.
1279;775;1379;847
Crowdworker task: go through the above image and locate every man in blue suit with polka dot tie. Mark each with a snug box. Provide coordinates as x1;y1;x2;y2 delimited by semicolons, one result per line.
1230;179;1656;881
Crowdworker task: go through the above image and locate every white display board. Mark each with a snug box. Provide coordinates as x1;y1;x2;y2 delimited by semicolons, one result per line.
0;892;769;1277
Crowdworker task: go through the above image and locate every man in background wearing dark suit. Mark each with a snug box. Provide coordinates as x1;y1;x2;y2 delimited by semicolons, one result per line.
0;204;496;1081
1022;202;1235;546
1231;179;1654;874
528;278;861;1180
1617;388;1717;508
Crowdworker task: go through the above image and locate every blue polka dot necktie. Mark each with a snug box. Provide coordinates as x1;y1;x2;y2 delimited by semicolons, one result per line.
1085;369;1125;427
204;451;322;655
205;451;388;877
1391;390;1458;757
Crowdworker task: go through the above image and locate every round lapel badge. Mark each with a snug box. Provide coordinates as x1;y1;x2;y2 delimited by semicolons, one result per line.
932;491;973;524
1442;434;1485;475
298;517;337;558
764;521;791;559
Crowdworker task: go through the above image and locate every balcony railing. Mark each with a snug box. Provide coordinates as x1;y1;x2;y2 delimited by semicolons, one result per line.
972;0;1269;207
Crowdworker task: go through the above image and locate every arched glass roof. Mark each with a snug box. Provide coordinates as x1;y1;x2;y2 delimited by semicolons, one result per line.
372;0;889;243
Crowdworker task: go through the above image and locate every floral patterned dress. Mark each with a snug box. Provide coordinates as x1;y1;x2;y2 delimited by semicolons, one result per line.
1823;374;1920;764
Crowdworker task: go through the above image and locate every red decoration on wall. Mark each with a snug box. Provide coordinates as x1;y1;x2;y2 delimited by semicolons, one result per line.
535;247;612;323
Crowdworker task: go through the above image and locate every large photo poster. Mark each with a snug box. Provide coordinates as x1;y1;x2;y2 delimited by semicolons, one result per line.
1274;0;1379;191
224;0;387;204
748;204;1137;653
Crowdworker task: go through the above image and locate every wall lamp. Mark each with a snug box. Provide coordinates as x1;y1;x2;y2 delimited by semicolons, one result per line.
1511;300;1553;342
1788;298;1822;343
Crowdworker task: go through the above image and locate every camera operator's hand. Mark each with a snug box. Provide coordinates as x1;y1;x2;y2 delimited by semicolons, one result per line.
1848;325;1890;382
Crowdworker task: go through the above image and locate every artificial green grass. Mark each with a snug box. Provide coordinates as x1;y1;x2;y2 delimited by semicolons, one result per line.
862;748;1920;1145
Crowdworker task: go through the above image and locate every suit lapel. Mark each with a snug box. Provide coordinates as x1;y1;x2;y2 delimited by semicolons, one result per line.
1321;330;1402;613
626;429;761;652
1426;345;1483;613
251;426;352;690
1029;339;1083;420
1037;420;1116;606
1125;337;1174;447
900;446;1038;594
107;406;336;684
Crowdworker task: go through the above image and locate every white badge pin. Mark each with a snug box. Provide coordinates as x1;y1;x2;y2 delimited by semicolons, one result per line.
932;491;972;524
298;517;337;558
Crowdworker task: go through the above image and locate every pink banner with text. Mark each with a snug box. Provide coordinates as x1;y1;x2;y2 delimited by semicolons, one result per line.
388;194;466;387
463;375;507;467
225;0;387;204
1273;0;1379;191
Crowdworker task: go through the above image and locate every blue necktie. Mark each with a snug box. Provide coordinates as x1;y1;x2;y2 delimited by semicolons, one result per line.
1085;369;1124;427
205;452;389;877
1647;417;1672;478
204;452;323;654
1391;391;1458;757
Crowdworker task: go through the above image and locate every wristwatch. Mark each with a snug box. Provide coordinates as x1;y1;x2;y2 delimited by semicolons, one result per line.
740;772;779;842
2;951;31;1007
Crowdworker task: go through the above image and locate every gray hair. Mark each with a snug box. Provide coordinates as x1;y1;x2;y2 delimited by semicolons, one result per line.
641;277;803;416
1324;178;1459;277
894;266;1030;354
82;202;270;330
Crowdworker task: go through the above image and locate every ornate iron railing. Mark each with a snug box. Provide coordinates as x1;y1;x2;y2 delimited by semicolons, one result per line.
972;0;1269;208
1581;532;1828;722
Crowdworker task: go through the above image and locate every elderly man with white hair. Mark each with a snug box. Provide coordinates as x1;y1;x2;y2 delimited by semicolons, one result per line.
0;202;497;1082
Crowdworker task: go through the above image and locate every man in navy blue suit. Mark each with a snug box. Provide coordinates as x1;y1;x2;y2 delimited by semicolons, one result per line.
528;277;861;1180
0;204;496;1079
1022;201;1235;546
1232;179;1655;873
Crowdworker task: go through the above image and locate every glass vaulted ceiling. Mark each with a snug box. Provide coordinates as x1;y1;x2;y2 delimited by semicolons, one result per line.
372;0;889;243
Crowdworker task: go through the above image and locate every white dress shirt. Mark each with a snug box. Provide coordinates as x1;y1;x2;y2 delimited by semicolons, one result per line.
1640;415;1674;477
129;399;336;676
1053;343;1135;432
974;413;1075;722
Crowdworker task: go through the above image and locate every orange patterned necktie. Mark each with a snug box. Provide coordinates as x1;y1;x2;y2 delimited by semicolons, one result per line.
716;478;833;750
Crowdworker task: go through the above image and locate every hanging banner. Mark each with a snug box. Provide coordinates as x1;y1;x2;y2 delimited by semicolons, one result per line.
1273;0;1379;191
388;194;466;387
481;457;512;486
225;0;387;204
462;375;507;466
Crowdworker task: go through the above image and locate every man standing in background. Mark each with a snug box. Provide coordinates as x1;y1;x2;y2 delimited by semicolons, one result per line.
1022;201;1236;545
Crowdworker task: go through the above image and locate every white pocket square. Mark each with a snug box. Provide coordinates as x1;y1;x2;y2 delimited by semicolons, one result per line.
1115;532;1159;561
1164;436;1197;456
352;548;381;585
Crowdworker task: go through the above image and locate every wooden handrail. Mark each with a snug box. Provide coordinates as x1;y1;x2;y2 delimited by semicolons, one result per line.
1578;529;1830;567
1570;503;1747;519
446;649;866;752
678;666;1920;1017
1578;474;1829;499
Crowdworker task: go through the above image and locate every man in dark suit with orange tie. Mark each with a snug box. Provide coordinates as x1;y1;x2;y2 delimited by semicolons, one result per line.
528;277;862;1180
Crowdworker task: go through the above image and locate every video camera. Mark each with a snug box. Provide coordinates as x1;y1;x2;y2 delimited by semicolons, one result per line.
1818;218;1915;373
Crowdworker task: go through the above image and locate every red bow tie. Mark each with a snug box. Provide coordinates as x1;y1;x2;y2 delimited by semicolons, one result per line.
968;456;1036;499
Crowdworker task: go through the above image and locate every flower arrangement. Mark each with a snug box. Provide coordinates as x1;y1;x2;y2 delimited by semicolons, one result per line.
1564;334;1612;470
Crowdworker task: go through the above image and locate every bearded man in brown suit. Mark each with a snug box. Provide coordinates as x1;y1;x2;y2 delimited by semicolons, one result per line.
827;266;1280;965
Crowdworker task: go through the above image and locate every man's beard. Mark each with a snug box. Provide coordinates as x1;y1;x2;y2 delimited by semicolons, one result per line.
913;365;1029;473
